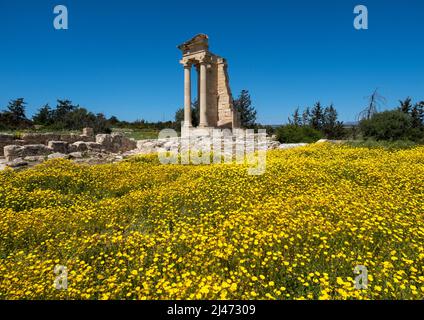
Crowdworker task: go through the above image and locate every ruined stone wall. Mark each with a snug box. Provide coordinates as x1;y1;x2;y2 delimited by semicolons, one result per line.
1;128;137;160
20;133;94;145
0;134;15;156
2;131;137;167
216;58;236;128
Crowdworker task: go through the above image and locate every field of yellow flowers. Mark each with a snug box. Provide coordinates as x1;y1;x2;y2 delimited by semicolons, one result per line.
0;143;423;300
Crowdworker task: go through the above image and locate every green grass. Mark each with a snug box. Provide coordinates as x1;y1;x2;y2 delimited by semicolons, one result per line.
346;139;420;150
112;128;159;140
1;127;160;141
0;128;81;136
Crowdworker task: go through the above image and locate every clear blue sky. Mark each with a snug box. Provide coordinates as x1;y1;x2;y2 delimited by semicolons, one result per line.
0;0;423;124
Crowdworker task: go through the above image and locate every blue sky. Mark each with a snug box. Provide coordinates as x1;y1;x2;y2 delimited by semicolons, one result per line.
0;0;423;124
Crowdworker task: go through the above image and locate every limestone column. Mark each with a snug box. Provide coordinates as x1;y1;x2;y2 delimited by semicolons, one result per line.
183;63;192;127
199;61;208;127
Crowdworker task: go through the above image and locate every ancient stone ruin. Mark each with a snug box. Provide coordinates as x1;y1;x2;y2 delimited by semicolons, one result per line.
0;129;137;169
178;34;240;129
0;35;289;171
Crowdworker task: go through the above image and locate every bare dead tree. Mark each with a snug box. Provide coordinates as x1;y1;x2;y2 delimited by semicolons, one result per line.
358;89;387;121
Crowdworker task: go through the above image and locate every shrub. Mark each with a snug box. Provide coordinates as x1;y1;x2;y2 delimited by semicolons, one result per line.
275;125;323;143
359;110;423;141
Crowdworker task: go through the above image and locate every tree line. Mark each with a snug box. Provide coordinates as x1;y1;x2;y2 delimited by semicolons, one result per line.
0;98;175;133
2;91;423;144
359;97;424;142
0;98;111;133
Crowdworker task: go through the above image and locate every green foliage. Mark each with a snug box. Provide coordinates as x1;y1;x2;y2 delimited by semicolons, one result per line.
357;97;424;143
359;110;423;141
398;97;413;114
0;98;32;130
32;99;110;133
347;139;419;150
113;128;159;140
275;125;323;143
322;105;346;139
32;104;52;125
288;103;346;139
252;124;277;136
289;107;302;126
234;90;257;128
310;102;324;131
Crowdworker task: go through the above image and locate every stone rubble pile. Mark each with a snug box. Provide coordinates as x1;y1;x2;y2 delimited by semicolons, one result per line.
0;128;337;171
124;134;281;157
1;129;137;169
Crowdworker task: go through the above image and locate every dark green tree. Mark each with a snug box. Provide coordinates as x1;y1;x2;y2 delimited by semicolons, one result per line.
302;107;311;126
233;90;257;128
398;97;413;114
107;116;120;126
52;99;76;123
323;104;345;139
288;107;301;126
410;104;422;128
0;98;32;129
310;102;324;131
416;101;424;124
6;98;28;123
33;104;53;125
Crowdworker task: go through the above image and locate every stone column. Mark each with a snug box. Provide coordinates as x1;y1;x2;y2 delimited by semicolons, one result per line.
183;63;192;127
199;62;208;127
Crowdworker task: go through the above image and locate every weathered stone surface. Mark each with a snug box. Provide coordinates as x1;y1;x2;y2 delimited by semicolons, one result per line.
48;141;68;153
96;133;137;153
70;141;89;152
20;132;94;145
267;140;281;150
96;134;112;148
132;132;279;156
4;144;52;161
24;155;46;162
0;159;6;171
22;144;51;157
0;133;14;141
21;133;61;144
48;153;68;160
4;145;24;161
82;127;94;137
6;158;28;168
278;143;309;150
60;134;94;143
68;152;83;159
0;134;16;156
86;142;103;151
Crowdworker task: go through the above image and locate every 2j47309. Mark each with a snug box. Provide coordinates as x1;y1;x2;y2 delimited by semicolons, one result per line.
210;304;255;317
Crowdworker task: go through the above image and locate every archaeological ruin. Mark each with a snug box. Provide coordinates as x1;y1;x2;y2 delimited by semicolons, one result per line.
178;34;240;129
